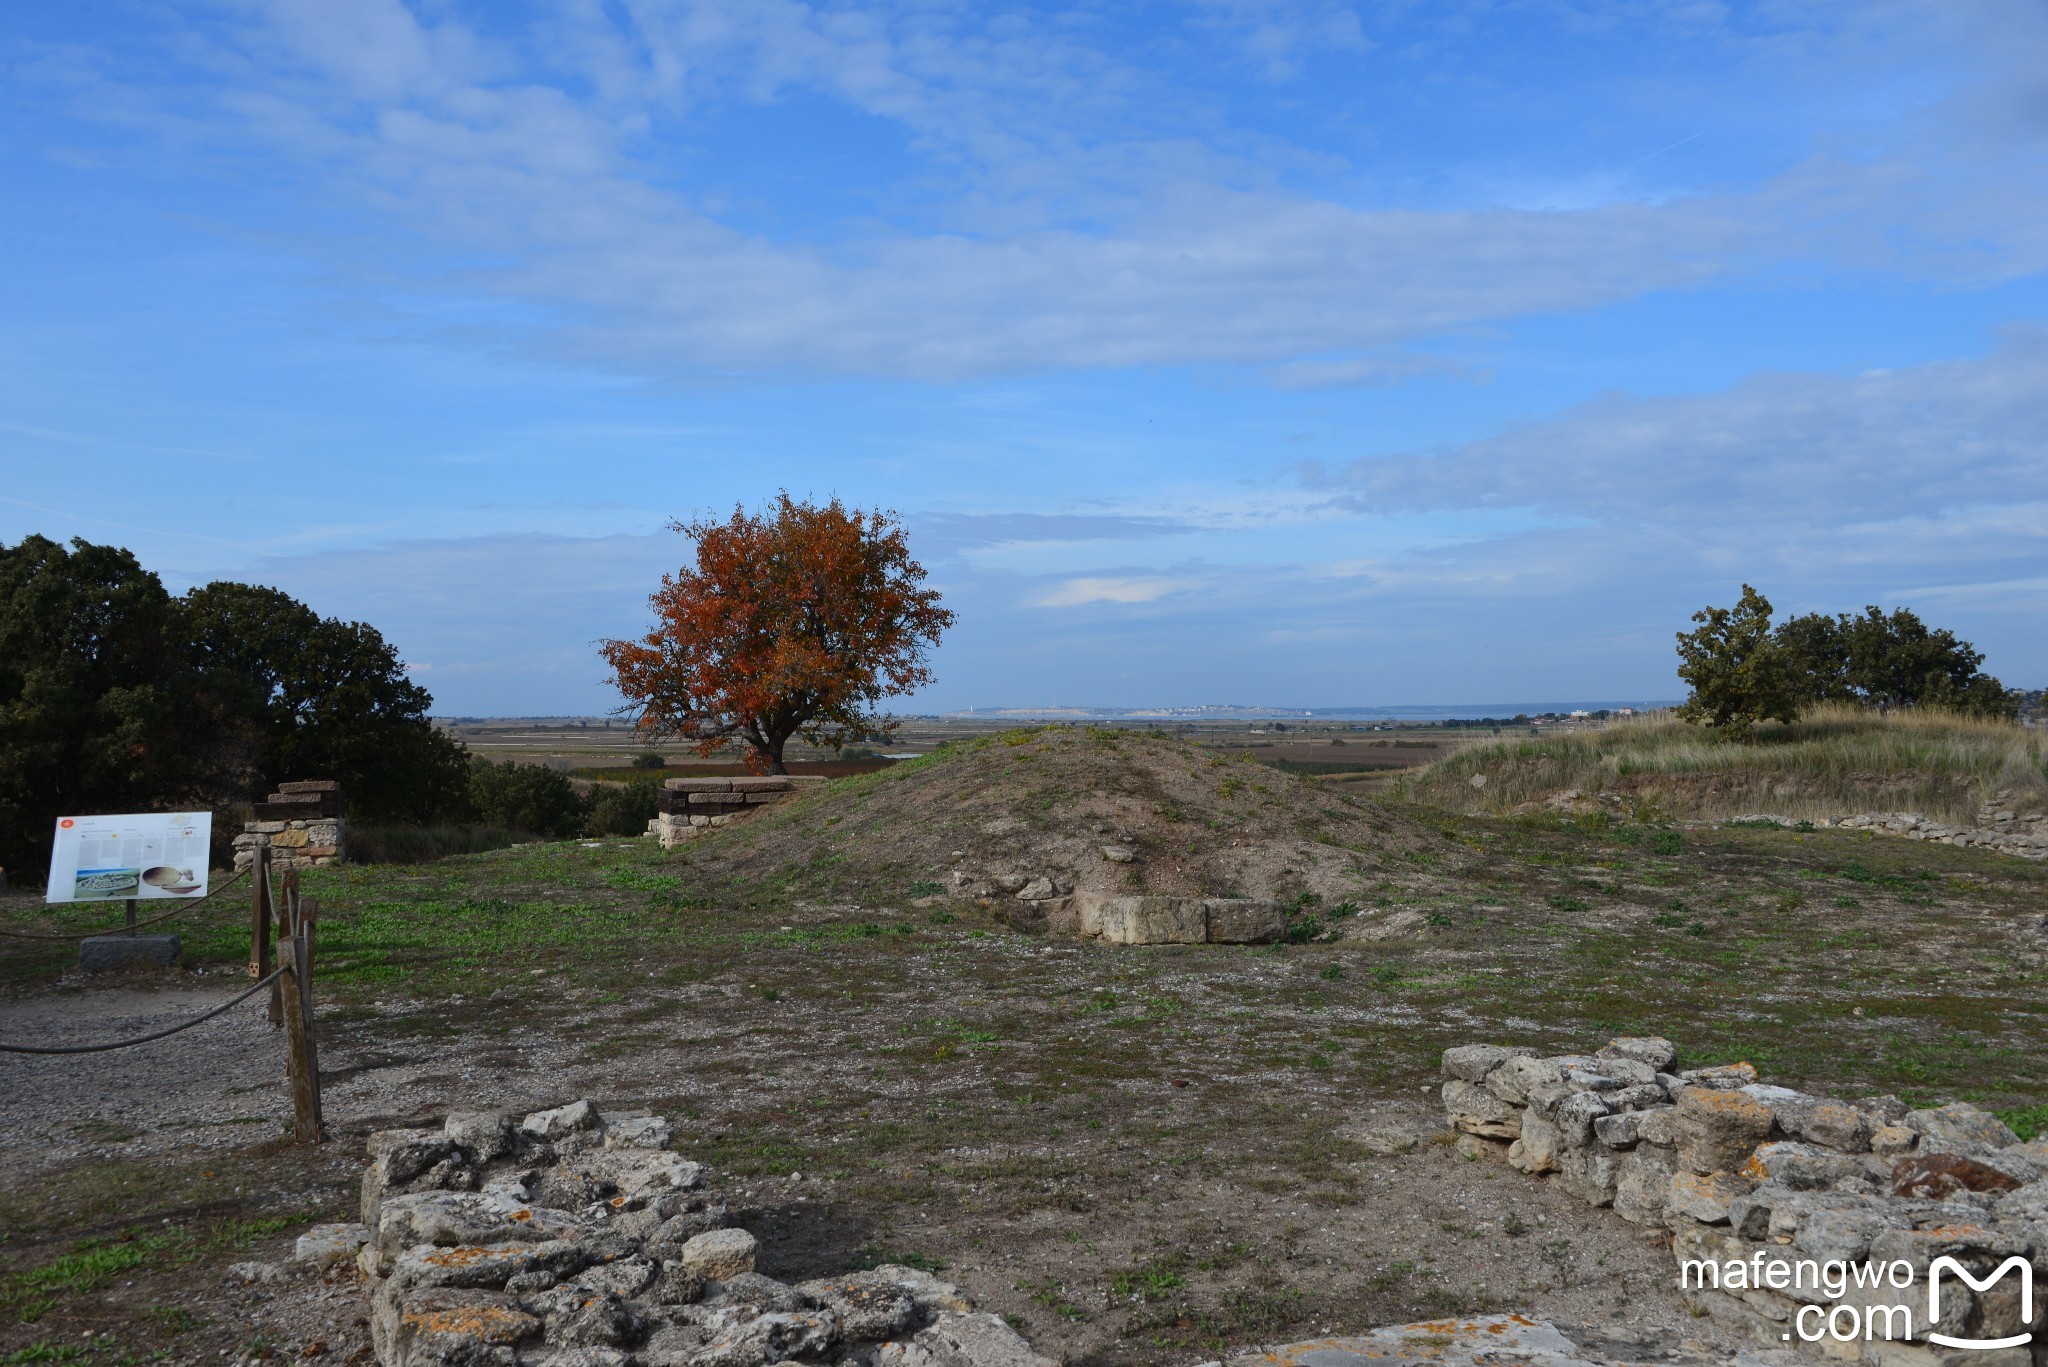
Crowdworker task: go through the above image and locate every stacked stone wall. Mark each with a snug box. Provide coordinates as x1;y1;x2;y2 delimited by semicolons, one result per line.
646;776;817;847
306;1098;1056;1366
234;779;346;871
1442;1038;2048;1362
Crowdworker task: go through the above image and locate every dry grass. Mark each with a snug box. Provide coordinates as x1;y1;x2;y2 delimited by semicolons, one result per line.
1400;704;2048;824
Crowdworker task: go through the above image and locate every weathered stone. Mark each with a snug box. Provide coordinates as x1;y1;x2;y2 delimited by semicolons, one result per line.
1484;1055;1562;1105
1442;1079;1520;1139
1555;1143;1621;1207
1871;1123;1918;1158
293;1222;369;1269
369;1192;580;1275
1552;1090;1611;1147
1771;1096;1874;1152
1592;1110;1646;1149
1614;1144;1676;1227
1099;844;1136;863
1015;877;1057;901
1852;1094;1910;1126
362;1134;467;1223
644;1191;731;1252
389;1288;540;1366
601;1115;674;1151
1893;1152;2023;1199
1633;1107;1678;1147
870;1264;975;1318
1201;898;1288;944
1508;1110;1560;1174
880;1311;1057;1367
647;1261;706;1306
798;1270;917;1339
1740;1141;1881;1192
1905;1102;2020;1154
1666;1170;1752;1224
1440;1044;1532;1083
1087;895;1208;945
522;1100;601;1140
1675;1086;1772;1176
540;1288;646;1349
1679;1062;1757;1090
1605;1083;1668;1112
444;1112;514;1163
587;1149;703;1201
1599;1036;1678;1071
573;1259;659;1300
691;1309;838;1366
78;934;181;973
385;1240;589;1296
712;1271;811;1313
677;1228;757;1281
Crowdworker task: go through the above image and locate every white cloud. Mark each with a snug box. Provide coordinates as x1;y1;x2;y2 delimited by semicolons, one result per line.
1031;575;1193;608
34;0;2048;382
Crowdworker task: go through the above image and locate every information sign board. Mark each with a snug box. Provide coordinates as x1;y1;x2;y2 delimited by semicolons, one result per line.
45;812;212;904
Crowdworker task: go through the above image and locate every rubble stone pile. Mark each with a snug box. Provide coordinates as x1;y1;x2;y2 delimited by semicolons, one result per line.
1442;1038;2048;1361
235;779;346;871
648;777;813;848
319;1098;1055;1366
1734;798;2048;860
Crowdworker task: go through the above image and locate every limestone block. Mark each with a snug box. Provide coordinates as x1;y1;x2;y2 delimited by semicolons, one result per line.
444;1112;514;1162
1553;1090;1612;1147
1599;1036;1678;1071
79;934;179;973
386;1288;540;1366
292;1222;369;1268
1667;1170;1752;1224
1092;896;1207;945
523;1100;600;1139
1441;1043;1534;1083
1202;899;1287;943
1905;1102;2020;1154
1676;1087;1772;1175
1679;1062;1758;1090
881;1311;1058;1367
1614;1144;1677;1227
1556;1142;1621;1207
798;1271;918;1340
1485;1054;1563;1105
678;1227;757;1281
1509;1110;1560;1174
1443;1079;1521;1139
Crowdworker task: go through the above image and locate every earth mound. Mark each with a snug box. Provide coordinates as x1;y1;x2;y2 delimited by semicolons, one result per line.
681;726;1457;921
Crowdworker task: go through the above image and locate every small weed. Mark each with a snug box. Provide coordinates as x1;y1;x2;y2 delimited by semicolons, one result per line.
906;881;944;899
1648;832;1683;856
1319;964;1345;981
1547;896;1590;912
1998;1103;2048;1142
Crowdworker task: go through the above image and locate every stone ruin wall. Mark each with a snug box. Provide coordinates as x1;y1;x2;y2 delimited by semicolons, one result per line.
1441;1037;2048;1364
234;779;346;872
647;776;816;847
292;1098;1057;1367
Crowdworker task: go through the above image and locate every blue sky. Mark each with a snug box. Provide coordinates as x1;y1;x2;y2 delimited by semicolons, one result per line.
4;1;2045;714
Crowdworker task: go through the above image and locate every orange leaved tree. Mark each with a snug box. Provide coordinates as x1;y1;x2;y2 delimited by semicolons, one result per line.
600;495;954;774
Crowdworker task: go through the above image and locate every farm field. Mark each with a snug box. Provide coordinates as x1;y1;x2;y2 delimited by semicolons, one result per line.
3;728;2045;1365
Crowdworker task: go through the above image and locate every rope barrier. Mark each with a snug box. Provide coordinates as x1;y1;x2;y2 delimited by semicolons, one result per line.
0;867;250;942
0;968;284;1054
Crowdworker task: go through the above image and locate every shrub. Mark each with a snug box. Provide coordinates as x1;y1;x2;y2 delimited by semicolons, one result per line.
630;753;667;769
585;775;662;837
468;760;588;838
349;825;530;864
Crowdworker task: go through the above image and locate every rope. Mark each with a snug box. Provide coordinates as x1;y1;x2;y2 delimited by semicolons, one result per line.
0;968;285;1054
0;867;250;942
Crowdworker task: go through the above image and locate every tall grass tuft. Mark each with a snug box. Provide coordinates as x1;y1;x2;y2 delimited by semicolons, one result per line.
1401;704;2048;823
348;825;535;865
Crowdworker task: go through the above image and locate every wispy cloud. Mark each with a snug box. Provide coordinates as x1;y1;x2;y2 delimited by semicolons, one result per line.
1030;575;1194;608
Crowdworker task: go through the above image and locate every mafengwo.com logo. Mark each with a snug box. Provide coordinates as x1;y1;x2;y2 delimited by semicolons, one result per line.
1681;1252;2034;1350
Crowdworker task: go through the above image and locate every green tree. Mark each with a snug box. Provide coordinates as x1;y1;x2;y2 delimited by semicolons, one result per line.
1675;585;1799;736
467;761;587;838
1836;606;2014;717
181;581;472;822
1771;612;1851;707
0;537;250;873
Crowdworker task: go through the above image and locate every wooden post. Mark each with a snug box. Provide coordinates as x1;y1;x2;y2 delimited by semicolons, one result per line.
277;868;323;1144
249;844;272;980
125;898;137;937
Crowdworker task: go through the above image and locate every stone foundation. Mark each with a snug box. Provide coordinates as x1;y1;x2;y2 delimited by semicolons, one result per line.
322;1098;1056;1366
1441;1038;2048;1361
234;779;346;871
646;776;816;847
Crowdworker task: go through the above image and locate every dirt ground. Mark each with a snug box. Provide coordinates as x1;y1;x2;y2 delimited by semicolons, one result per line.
3;728;2045;1365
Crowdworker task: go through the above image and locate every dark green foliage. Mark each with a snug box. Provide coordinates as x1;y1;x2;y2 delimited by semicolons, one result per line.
585;774;662;836
1675;585;1798;735
629;752;667;769
182;581;473;822
1678;586;2015;731
468;760;588;838
0;536;248;872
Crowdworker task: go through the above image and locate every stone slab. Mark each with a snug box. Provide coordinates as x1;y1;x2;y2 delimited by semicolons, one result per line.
79;934;180;972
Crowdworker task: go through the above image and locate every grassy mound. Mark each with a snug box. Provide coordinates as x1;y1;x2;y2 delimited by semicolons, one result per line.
1401;704;2048;824
678;724;1454;908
